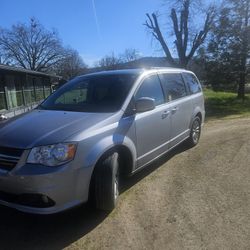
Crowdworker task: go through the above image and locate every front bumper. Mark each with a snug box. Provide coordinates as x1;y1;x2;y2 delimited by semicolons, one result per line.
0;162;93;214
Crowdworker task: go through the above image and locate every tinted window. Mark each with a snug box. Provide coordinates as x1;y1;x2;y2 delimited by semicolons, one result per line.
159;73;187;102
183;73;201;94
39;74;138;112
135;75;164;106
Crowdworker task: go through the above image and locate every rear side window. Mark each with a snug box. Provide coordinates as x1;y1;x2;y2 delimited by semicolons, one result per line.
135;74;164;106
183;73;201;94
158;73;187;102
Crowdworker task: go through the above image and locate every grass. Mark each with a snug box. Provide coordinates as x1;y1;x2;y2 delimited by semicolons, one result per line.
204;89;250;120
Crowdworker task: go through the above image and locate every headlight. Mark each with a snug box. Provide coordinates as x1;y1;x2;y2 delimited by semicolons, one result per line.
27;143;77;166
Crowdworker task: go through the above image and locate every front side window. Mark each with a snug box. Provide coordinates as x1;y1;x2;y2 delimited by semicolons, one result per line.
135;75;164;106
183;73;201;94
39;73;138;113
159;73;187;102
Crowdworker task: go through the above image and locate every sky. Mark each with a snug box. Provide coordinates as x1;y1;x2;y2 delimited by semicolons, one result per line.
1;0;167;66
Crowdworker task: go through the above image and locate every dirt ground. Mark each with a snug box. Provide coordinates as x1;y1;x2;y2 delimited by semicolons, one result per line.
0;117;250;250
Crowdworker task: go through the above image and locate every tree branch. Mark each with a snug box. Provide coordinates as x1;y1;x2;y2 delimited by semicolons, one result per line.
144;13;176;66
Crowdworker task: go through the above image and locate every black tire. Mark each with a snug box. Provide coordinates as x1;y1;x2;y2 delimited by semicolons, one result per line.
187;116;201;147
94;152;119;211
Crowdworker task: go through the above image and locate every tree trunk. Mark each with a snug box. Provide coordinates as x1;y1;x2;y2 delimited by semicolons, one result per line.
237;0;249;100
237;72;246;99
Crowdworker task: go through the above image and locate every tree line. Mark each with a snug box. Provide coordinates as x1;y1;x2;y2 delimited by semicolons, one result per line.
0;18;140;80
145;0;249;99
0;0;249;99
197;0;250;99
0;18;87;80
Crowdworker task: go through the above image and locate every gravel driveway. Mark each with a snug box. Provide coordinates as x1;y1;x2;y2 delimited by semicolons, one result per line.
0;117;250;250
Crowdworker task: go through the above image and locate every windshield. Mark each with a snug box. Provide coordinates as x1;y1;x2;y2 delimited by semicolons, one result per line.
39;73;138;113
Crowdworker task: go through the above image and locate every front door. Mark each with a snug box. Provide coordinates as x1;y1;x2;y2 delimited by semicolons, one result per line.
134;74;171;168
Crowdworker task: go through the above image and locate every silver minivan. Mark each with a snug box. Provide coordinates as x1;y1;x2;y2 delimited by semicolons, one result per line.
0;68;205;214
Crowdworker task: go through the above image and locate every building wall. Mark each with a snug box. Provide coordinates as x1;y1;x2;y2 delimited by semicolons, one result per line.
0;69;55;117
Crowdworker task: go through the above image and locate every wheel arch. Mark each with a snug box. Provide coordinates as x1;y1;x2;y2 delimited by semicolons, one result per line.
87;141;136;201
195;112;202;121
92;144;135;176
189;108;203;129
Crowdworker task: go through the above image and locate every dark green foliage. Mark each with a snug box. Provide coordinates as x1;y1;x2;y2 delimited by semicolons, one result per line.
202;0;250;98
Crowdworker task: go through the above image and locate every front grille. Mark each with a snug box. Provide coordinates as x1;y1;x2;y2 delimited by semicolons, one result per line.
0;147;24;171
0;146;23;157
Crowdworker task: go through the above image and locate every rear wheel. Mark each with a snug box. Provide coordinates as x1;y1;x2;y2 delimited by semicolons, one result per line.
94;152;119;211
187;116;201;147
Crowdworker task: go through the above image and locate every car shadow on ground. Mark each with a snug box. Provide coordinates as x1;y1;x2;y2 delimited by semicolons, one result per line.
0;142;191;250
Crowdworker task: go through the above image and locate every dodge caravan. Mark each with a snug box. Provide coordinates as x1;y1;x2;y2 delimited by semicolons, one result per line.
0;68;205;214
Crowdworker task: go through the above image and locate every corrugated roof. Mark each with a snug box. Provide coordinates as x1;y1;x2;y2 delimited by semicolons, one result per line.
0;64;60;78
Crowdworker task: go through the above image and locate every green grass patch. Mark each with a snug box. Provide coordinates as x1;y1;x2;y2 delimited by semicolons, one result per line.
204;89;250;120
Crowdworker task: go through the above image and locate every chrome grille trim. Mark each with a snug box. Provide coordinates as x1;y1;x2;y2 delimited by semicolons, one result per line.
0;147;24;172
0;154;20;161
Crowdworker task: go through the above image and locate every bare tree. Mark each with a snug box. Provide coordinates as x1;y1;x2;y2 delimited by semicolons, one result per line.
95;49;142;71
0;18;64;72
54;48;88;80
145;0;216;68
95;52;122;70
121;48;141;63
0;54;10;65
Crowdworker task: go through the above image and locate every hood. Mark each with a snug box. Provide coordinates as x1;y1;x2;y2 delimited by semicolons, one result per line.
0;110;114;149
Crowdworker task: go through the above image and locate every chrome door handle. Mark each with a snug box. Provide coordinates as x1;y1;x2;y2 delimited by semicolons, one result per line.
161;110;170;119
171;107;179;114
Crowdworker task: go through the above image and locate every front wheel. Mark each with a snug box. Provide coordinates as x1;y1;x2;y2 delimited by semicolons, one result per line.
187;116;201;147
94;152;119;211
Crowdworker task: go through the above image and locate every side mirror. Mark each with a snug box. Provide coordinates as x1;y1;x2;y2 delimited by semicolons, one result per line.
135;97;155;113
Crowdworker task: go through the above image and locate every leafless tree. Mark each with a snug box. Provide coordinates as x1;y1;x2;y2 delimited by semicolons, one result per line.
54;48;88;80
0;54;10;65
95;52;122;70
0;18;65;72
121;48;141;63
145;0;216;68
95;49;142;71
